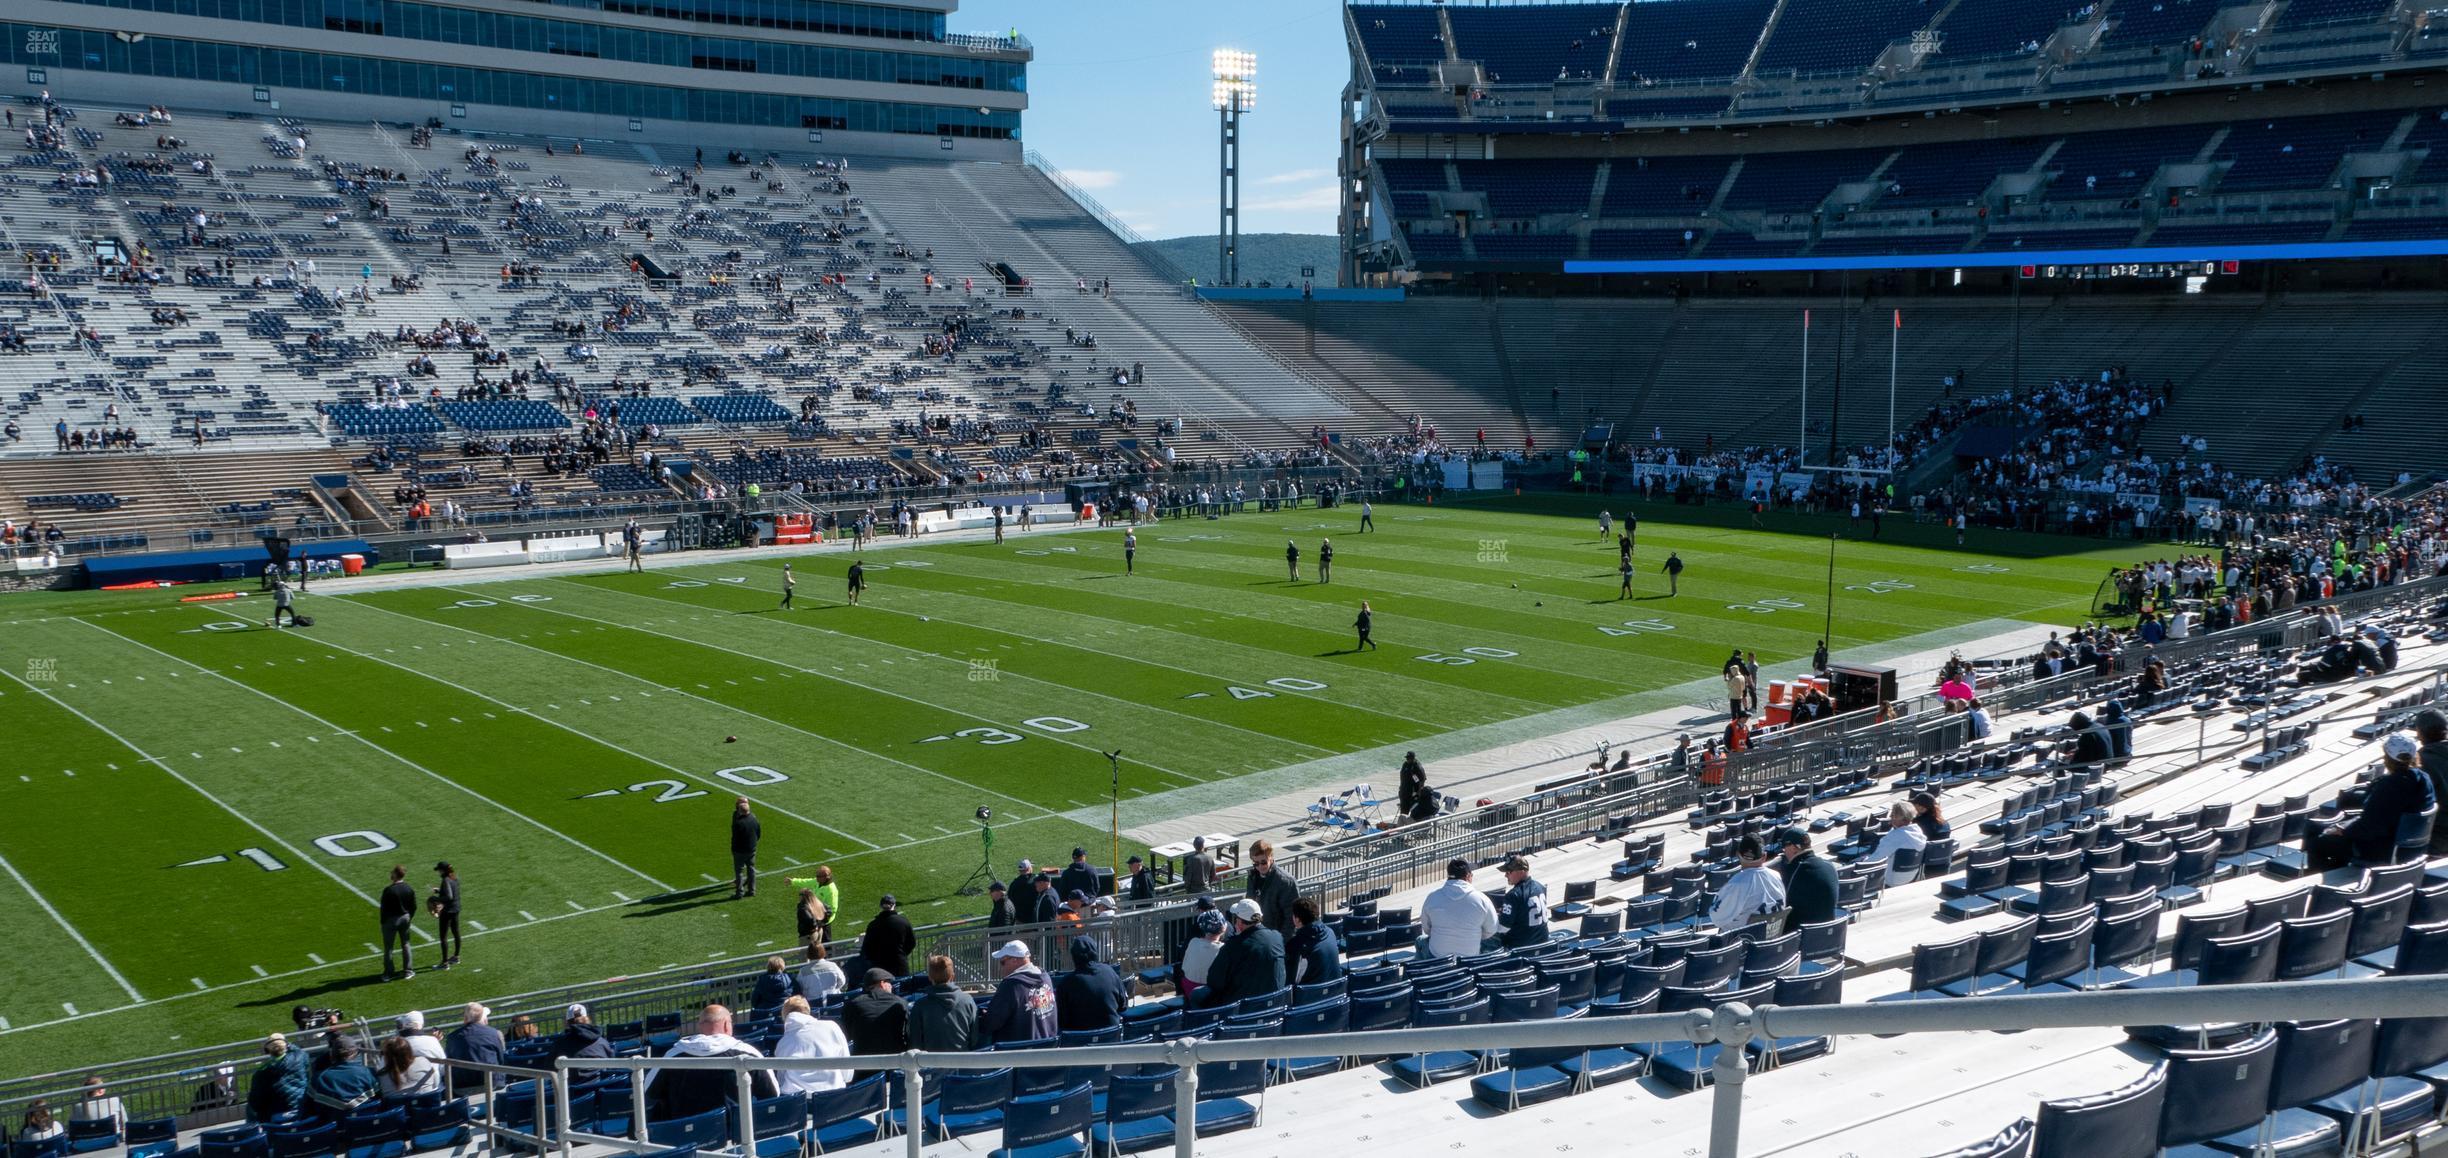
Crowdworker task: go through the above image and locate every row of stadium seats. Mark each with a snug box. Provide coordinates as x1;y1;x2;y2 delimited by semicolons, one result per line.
1352;0;2441;125
1377;105;2446;265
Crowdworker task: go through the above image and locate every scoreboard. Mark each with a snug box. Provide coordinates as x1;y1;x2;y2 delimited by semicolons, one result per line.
2019;260;2243;279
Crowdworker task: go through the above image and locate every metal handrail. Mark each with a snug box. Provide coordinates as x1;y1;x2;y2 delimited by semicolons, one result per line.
557;975;2448;1158
439;1058;563;1153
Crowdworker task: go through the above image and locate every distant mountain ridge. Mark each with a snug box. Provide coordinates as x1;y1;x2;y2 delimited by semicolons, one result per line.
1131;234;1339;288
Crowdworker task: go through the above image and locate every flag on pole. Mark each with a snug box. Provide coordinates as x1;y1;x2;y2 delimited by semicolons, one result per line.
1893;309;1901;329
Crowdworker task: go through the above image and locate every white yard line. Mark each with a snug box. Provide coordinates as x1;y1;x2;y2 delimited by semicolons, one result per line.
0;666;383;910
349;594;1053;821
618;566;1370;748
0;850;143;1003
522;579;1209;781
88;616;680;895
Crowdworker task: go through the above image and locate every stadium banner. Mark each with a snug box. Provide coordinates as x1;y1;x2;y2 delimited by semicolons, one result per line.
527;533;615;564
2185;497;2223;515
916;509;998;535
1745;468;1777;496
443;541;530;569
1442;460;1469;491
2118;492;2163;512
1470;460;1505;490
1780;471;1816;492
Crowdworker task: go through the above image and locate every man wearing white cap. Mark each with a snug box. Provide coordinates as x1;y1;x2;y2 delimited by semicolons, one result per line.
2304;733;2436;871
1192;898;1284;1009
980;940;1057;1045
548;1004;614;1073
394;1010;445;1063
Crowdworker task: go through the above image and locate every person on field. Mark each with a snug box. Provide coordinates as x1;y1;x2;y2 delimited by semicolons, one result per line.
731;797;761;900
429;862;462;970
379;866;417;980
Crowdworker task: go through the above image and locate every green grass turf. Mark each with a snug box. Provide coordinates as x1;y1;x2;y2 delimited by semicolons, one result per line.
0;495;2134;1072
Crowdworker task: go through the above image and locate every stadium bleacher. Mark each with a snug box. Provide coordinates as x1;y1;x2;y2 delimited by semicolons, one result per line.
10;2;2448;1151
1754;0;1933;76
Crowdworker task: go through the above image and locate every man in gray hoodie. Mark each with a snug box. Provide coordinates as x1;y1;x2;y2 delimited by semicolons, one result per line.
907;955;977;1052
979;940;1058;1045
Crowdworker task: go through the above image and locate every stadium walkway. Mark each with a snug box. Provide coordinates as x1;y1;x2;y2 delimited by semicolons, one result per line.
1106;617;2065;847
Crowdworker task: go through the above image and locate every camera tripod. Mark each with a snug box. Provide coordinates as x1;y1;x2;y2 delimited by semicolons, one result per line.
956;822;995;897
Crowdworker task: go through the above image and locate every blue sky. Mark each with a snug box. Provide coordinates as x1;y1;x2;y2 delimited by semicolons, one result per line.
955;0;1350;240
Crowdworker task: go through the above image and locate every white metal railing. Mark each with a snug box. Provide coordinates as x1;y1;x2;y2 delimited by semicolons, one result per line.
556;976;2448;1158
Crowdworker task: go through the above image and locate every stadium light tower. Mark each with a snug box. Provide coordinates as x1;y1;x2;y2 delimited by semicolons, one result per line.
1212;49;1256;287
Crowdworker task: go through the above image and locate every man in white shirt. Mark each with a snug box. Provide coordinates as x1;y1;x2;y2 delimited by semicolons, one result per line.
774;996;849;1095
1417;858;1500;959
1864;801;1930;886
1965;699;1994;741
1708;836;1787;932
395;1010;446;1063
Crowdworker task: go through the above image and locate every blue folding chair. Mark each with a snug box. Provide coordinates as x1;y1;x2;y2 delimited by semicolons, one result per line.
911;1069;1011;1141
802;1075;888;1154
1468;1043;1585;1112
339;1109;407;1158
1090;1068;1176;1156
988;1083;1092;1158
1188;1059;1266;1137
733;1092;805;1158
643;1107;728;1152
2032;1062;2166;1158
1270;997;1350;1082
65;1119;119;1155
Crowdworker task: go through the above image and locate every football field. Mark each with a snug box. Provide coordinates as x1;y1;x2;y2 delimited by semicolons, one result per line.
0;495;2131;1072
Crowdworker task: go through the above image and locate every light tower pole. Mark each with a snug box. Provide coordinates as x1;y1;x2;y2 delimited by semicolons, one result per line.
1212;49;1256;288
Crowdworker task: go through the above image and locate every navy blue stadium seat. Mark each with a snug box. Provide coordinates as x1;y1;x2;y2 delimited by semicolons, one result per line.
988;1082;1091;1158
2033;1062;2167;1158
1090;1068;1175;1156
2156;1028;2279;1151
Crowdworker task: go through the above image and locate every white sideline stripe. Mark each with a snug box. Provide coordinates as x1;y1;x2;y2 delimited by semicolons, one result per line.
519;910;538;922
742;556;1457;737
251;965;268;978
302;597;882;852
141;614;679;894
357;596;1002;838
504;580;1150;806
0;848;141;1003
191;978;207;991
0;665;382;913
307;953;325;965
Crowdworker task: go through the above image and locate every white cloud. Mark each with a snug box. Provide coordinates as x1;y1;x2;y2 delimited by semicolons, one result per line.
1260;168;1332;185
1063;168;1122;190
1247;183;1340;213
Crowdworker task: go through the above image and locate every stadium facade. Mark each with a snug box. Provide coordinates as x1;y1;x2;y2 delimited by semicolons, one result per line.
1337;0;2448;286
5;0;1025;155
